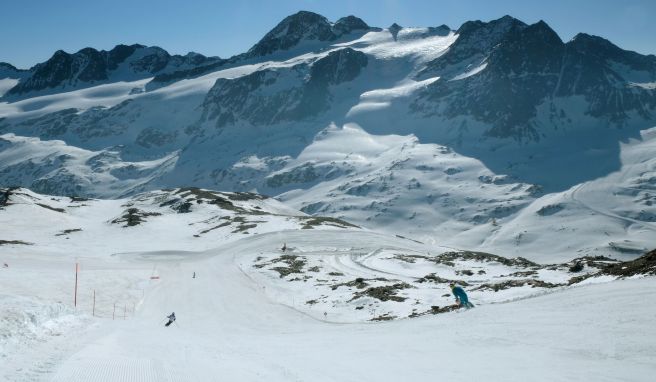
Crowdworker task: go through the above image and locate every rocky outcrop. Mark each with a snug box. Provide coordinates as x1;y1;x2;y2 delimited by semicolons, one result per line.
246;11;371;58
202;48;368;127
413;16;656;141
3;44;220;98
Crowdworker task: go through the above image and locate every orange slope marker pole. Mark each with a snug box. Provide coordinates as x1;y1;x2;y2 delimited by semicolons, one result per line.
74;263;79;307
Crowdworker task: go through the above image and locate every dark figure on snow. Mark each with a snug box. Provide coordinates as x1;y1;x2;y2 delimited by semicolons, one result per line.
281;243;287;252
450;283;474;309
193;271;196;278
165;312;176;327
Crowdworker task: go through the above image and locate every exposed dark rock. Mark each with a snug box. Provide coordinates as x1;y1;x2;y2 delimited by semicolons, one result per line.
331;277;391;290
55;228;82;236
371;314;397;321
414;16;656;141
537;204;565;216
111;208;162;227
333;16;370;36
202;47;367;127
301;216;359;229
351;282;413;302
601;249;656;277
389;23;402;41
246;11;335;58
69;196;90;202
473;279;563;291
415;273;469;286
0;240;32;245
0;188;13;206
569;262;584;273
4;44;220;98
268;254;307;278
35;203;65;213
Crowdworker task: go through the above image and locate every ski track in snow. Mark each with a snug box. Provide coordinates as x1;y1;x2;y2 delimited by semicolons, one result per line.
571;183;656;232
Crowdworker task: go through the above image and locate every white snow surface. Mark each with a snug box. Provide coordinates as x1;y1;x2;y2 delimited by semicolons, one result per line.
1;188;655;381
275;124;656;262
1;214;654;380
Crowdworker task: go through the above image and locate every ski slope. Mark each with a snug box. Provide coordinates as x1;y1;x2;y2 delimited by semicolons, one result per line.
2;229;655;381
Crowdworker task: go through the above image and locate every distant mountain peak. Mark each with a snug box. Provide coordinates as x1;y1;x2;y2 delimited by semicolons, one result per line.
246;11;334;57
333;15;370;35
2;43;219;99
389;23;402;40
246;11;372;58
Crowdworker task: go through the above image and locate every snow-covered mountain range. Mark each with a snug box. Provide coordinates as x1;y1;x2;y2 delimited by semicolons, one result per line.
1;11;655;259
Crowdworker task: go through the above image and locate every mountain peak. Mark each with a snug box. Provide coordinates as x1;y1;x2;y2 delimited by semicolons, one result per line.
456;15;526;36
333;15;370;36
569;33;614;49
247;11;334;57
567;32;656;72
389;23;402;40
0;62;28;78
522;19;562;45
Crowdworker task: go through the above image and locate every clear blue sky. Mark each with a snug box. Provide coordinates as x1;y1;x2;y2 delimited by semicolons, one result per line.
2;0;655;68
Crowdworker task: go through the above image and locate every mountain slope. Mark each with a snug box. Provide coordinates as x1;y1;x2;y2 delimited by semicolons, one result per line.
1;44;221;99
0;12;655;260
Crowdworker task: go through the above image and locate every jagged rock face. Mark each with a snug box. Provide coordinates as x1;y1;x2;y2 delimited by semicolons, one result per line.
107;44;143;70
3;44;218;97
413;17;656;140
388;23;402;41
418;15;527;79
332;16;370;36
202;48;368;127
556;34;656;122
129;47;171;73
247;11;336;57
246;11;371;58
0;62;28;78
3;102;132;142
8;50;77;95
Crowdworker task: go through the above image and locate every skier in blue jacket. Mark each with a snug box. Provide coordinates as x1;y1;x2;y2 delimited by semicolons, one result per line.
450;283;474;309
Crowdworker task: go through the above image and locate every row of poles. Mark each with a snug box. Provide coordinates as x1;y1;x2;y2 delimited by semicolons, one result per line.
73;262;137;320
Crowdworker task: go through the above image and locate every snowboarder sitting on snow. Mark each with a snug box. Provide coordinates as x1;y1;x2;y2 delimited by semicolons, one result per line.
165;312;176;327
450;283;474;309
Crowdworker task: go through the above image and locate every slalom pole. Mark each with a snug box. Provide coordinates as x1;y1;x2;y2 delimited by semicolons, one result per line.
74;263;79;307
93;290;96;317
124;304;126;320
113;303;116;320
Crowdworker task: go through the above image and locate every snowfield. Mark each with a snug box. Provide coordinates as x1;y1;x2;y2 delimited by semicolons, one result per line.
1;188;655;381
